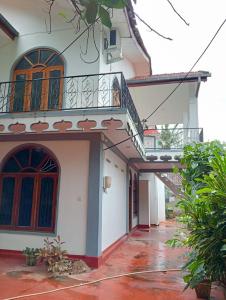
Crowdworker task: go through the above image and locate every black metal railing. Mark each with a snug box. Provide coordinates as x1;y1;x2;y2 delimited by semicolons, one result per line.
144;127;204;150
0;72;143;141
121;75;144;141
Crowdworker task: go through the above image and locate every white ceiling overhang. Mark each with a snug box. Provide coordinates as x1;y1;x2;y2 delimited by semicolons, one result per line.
128;81;199;126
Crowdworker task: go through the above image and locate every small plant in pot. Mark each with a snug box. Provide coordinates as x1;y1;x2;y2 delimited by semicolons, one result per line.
22;247;39;266
37;236;73;277
183;252;211;299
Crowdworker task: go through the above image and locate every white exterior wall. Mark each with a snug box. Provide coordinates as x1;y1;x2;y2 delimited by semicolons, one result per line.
0;140;90;255
156;176;166;222
130;167;139;228
139;173;166;225
139;180;150;226
102;150;127;251
0;0;100;83
99;28;136;79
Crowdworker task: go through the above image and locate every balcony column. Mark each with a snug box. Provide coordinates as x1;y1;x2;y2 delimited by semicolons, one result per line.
188;96;199;142
139;173;165;226
86;134;103;258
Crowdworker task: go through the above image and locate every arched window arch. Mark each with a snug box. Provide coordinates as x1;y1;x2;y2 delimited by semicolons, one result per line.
0;146;59;232
11;48;64;112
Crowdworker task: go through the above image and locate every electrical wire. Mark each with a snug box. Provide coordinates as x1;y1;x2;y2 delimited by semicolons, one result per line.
104;17;226;151
3;268;181;300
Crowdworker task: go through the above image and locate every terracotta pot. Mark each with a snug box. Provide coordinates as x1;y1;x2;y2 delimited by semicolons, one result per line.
195;281;211;299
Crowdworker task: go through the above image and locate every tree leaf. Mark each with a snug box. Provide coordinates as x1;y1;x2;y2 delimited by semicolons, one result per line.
99;6;112;28
85;1;98;24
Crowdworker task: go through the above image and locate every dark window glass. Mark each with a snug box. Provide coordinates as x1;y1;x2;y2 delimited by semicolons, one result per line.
3;157;20;172
38;177;54;228
26;51;38;65
0;177;15;225
40;159;58;173
17;177;34;226
30;148;46;169
110;30;117;46
40;49;53;64
48;70;61;109
15;149;30;168
30;72;43;111
47;53;63;66
15;58;31;70
13;74;26;112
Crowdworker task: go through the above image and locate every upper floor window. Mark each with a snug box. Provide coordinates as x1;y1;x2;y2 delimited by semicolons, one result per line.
11;48;64;112
0;146;59;232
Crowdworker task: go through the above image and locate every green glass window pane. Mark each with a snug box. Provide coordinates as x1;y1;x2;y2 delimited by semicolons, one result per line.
17;177;34;227
13;74;26;112
30;72;43;111
48;70;61;109
38;177;54;228
0;177;15;225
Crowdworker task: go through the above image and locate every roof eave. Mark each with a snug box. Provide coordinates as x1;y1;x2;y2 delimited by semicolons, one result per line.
125;0;152;75
127;71;211;87
0;14;18;40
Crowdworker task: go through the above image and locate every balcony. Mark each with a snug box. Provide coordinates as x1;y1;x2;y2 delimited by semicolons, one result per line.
0;72;143;141
144;127;203;161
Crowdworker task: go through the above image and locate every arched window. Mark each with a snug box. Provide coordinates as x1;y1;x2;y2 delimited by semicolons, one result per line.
0;146;59;232
11;48;64;112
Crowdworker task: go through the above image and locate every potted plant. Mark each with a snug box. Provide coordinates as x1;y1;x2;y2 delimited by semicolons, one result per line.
183;252;211;299
167;142;226;297
22;247;39;266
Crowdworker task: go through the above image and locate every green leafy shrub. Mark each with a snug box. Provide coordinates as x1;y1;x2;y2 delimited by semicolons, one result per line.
22;247;39;266
168;141;226;290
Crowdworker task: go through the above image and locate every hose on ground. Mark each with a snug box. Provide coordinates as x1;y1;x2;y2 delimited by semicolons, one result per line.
3;268;181;300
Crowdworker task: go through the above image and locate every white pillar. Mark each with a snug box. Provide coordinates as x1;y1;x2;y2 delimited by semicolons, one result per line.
139;173;166;226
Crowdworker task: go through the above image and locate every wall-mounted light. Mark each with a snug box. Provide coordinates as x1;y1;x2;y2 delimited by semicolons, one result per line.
103;176;112;192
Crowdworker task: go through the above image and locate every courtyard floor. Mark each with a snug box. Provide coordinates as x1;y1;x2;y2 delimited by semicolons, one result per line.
0;221;224;300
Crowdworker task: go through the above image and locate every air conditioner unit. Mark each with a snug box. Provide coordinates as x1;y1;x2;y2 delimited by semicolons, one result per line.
103;28;123;64
106;48;123;64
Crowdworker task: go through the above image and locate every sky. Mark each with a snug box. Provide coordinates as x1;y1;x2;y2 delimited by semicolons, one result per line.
134;0;226;142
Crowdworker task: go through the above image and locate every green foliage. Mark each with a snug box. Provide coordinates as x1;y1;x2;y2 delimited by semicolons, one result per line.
158;124;182;149
182;252;209;290
176;141;226;288
22;247;39;266
37;236;73;276
180;141;224;196
78;0;129;28
23;247;39;256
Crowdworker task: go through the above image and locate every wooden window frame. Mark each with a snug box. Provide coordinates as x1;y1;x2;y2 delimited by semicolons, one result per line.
0;173;58;233
11;66;64;112
11;48;64;113
0;147;59;233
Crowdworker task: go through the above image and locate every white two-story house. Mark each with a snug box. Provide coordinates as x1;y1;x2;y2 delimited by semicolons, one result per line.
0;0;210;267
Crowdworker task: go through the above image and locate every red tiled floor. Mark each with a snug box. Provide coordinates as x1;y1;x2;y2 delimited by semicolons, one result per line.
0;221;224;300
